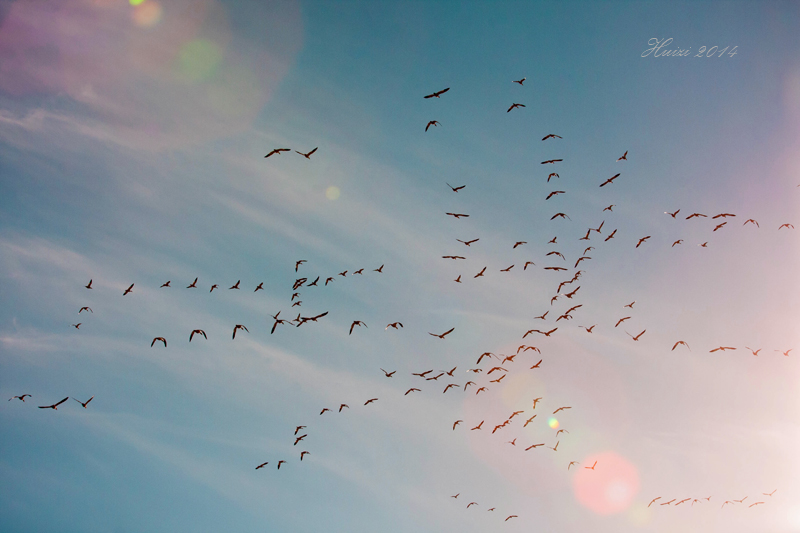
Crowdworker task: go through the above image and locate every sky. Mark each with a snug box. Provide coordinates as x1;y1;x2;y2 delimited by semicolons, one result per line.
0;0;799;531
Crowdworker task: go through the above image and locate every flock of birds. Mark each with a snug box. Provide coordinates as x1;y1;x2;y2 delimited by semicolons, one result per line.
10;77;794;527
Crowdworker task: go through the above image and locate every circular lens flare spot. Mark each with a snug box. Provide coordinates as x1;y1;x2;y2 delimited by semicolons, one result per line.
548;417;559;429
573;451;640;515
132;1;162;27
326;186;340;200
129;0;146;5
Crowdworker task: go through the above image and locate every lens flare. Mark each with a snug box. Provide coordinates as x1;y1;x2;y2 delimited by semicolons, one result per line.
573;451;640;515
129;0;146;5
132;1;162;27
548;417;559;429
326;186;340;200
177;39;223;81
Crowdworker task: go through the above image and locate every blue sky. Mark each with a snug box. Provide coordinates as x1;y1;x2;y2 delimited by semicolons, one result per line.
1;1;799;532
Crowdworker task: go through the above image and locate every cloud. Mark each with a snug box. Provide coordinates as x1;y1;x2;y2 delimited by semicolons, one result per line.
0;0;303;150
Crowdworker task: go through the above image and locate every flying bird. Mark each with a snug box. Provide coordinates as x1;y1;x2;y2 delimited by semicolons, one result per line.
541;159;563;165
9;394;31;402
74;396;94;408
265;148;290;158
604;205;615;212
385;322;403;330
585;461;597;470
457;238;479;246
542;134;562;141
513;77;526;85
232;324;249;339
380;368;396;377
547;173;559;182
709;346;736;352
743;219;759;227
255;462;269;470
123;284;134;295
507;103;525;112
474;267;487;278
600;173;620;187
39;397;69;410
338;404;349;412
779;223;795;229
424;87;450;98
187;278;198;288
79;307;92;313
151;337;167;347
672;340;690;351
446;212;469;219
523;328;557;337
425;120;441;131
617;151;628;161
546;190;566;200
665;209;680;218
364;398;379;405
447;183;466;192
405;388;421;395
349;321;367;335
429;327;455;339
550;213;571;220
189;329;207;342
296;147;318;159
686;213;707;220
85;279;93;289
553;406;571;414
636;236;651;248
627;329;646;341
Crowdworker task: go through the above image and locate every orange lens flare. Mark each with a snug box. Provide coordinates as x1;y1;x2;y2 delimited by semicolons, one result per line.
573;451;640;515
